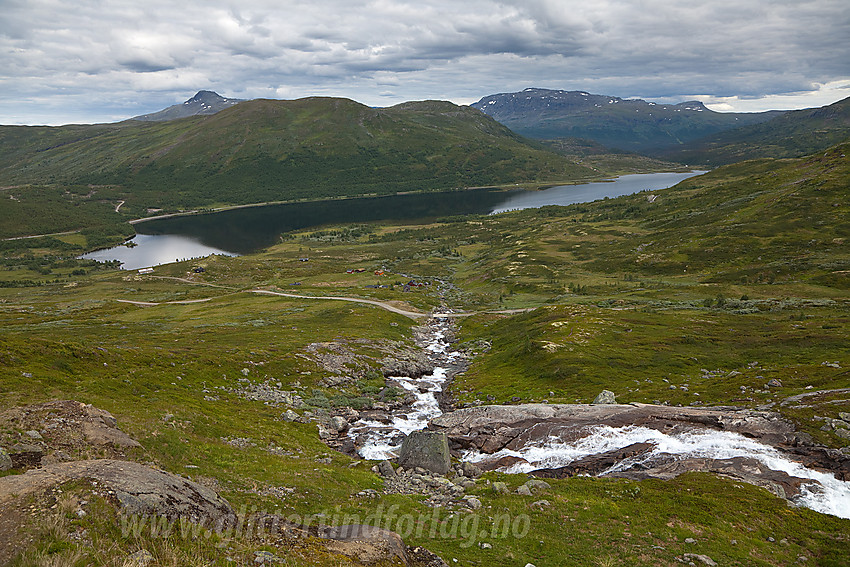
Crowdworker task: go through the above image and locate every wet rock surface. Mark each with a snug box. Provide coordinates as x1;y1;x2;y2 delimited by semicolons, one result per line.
431;403;850;499
345;317;468;460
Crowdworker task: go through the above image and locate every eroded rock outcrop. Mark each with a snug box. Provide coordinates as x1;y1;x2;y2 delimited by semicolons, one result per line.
0;459;236;525
0;400;141;469
431;403;850;484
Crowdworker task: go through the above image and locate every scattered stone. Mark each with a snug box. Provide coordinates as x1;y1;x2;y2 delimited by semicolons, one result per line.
398;431;451;475
0;447;11;471
524;479;550;493
515;484;533;496
684;537;696;544
464;497;482;510
492;481;509;495
531;500;550;509
24;430;43;440
461;461;483;478
797;555;809;562
377;460;397;479
283;409;299;422
329;416;349;433
839;412;850;422
683;553;717;566
767;379;783;388
767;536;775;542
126;550;155;566
254;550;279;564
478;542;492;549
592;390;617;404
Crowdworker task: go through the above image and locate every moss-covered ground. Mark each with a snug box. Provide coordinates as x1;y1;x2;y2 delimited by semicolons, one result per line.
1;143;849;565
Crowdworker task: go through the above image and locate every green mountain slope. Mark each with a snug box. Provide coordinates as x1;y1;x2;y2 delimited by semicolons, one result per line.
471;88;781;153
658;96;850;165
0;97;596;213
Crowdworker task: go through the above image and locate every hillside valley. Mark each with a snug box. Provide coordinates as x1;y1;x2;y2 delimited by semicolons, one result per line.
0;121;849;566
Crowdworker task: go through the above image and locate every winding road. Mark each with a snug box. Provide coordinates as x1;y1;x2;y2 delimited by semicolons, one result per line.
116;285;533;320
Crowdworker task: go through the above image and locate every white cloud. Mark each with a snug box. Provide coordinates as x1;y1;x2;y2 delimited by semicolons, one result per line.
0;0;847;124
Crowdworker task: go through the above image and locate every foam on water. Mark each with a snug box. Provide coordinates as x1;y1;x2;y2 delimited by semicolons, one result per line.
463;424;850;519
347;318;849;519
348;319;454;459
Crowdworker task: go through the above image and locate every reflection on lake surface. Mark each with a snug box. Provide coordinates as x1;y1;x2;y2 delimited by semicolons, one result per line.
80;234;237;271
489;171;704;213
83;170;704;269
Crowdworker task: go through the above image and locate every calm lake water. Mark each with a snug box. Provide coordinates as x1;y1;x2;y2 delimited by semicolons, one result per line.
82;171;704;270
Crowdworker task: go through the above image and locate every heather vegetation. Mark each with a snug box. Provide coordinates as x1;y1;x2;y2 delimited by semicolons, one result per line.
1;101;849;565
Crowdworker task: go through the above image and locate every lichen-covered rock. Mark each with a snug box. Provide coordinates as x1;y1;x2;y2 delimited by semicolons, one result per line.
398;431;450;475
592;390;617;404
0;447;11;471
0;459;236;526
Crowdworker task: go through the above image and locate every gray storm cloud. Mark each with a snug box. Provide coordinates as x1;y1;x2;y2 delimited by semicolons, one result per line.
0;0;848;124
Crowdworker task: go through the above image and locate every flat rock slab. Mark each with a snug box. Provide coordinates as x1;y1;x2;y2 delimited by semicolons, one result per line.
430;403;795;441
317;524;411;565
0;459;235;525
432;403;850;482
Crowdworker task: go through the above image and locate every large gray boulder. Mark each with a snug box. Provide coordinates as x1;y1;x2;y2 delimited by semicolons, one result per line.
0;459;235;526
398;431;451;475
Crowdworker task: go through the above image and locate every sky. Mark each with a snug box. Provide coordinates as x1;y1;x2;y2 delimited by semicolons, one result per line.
1;0;849;125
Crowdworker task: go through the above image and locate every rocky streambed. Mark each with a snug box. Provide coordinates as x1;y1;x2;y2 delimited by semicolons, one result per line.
430;403;850;518
346;316;467;460
332;317;850;519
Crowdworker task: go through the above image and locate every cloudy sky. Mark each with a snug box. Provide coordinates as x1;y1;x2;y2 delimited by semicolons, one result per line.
2;0;849;125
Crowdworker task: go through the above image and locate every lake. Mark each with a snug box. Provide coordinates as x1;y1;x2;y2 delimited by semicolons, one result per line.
82;171;704;270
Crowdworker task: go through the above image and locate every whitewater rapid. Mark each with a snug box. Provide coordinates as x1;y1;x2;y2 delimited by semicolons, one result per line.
462;424;850;519
347;317;850;519
348;317;457;460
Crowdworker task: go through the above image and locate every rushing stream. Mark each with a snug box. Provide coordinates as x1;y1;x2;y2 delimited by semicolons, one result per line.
349;318;850;519
348;317;459;460
462;424;850;519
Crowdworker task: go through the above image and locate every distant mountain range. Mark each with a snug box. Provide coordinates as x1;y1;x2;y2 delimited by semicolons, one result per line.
132;90;243;121
471;88;784;154
657;96;850;165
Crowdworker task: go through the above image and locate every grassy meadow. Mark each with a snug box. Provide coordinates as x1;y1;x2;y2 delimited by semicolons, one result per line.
1;143;849;565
